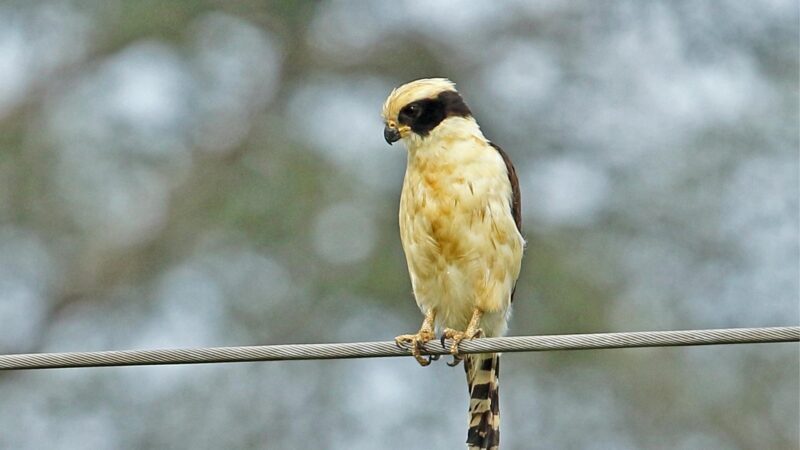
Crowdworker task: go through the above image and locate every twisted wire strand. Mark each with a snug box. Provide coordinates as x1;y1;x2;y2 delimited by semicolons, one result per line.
1;326;797;370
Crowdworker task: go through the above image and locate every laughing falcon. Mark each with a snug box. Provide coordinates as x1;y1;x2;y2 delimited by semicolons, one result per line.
383;78;524;450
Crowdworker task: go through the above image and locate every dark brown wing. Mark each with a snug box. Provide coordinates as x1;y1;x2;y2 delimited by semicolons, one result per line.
489;142;521;233
489;141;522;302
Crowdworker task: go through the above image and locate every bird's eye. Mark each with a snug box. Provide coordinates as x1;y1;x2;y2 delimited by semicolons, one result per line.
398;104;422;124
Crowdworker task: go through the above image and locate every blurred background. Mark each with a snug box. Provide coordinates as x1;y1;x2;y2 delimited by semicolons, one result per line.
0;1;797;449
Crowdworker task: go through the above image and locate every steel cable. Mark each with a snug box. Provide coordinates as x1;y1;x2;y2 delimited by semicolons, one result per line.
1;326;797;370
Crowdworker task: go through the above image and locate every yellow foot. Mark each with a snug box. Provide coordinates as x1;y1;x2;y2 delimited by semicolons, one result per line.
440;327;483;367
395;330;436;366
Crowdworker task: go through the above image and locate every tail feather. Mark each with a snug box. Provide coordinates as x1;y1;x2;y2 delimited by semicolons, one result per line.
465;353;500;450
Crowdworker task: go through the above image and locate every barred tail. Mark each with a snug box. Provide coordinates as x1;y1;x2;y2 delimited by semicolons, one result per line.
465;353;500;450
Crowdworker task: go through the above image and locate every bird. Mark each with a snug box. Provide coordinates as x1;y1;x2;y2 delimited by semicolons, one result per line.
382;78;524;450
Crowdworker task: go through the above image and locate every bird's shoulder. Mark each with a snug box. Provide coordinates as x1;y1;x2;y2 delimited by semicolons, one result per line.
487;141;522;233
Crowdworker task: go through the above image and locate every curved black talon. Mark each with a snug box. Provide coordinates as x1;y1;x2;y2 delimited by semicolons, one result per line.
440;335;447;349
447;355;463;367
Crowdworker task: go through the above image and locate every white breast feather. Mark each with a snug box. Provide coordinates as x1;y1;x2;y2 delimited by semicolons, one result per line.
399;117;524;337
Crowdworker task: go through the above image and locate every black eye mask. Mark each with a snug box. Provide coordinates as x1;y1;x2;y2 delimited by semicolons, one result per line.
398;91;472;137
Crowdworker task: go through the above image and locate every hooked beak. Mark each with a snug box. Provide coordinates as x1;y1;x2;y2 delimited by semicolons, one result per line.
384;125;401;145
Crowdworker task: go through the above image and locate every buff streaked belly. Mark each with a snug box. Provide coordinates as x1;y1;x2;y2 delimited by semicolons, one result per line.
399;140;524;337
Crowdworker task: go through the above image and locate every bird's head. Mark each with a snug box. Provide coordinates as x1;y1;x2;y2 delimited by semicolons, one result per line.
381;78;472;147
